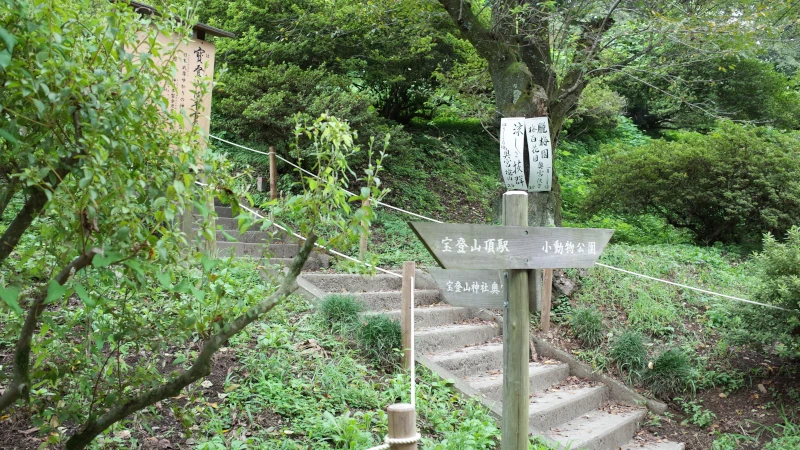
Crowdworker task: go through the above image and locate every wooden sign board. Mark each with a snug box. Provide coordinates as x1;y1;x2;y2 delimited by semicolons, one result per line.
154;33;216;136
525;117;552;192
499;118;526;190
410;222;613;270
428;268;506;308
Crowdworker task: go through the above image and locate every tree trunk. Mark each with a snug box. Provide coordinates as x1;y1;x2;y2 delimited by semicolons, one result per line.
489;58;563;228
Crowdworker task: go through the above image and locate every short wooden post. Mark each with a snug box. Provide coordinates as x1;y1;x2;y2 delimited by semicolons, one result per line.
401;261;414;370
502;192;529;450
387;403;417;450
540;269;553;332
359;198;370;260
269;146;277;200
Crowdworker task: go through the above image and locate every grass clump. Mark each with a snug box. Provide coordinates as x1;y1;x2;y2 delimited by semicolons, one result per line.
358;314;402;367
568;307;605;347
318;294;363;331
642;349;696;398
609;331;647;381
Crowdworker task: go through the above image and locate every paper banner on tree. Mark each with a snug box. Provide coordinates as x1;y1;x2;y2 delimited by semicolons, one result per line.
526;117;552;192
500;117;526;190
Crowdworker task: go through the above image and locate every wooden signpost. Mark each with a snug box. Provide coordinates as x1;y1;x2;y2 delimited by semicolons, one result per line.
410;194;612;450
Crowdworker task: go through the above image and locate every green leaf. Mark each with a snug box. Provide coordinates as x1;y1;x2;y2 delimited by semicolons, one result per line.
0;26;16;52
122;259;144;277
0;50;11;70
44;280;67;304
73;282;96;308
156;272;173;289
92;251;122;268
0;285;22;315
201;254;217;272
0;128;17;144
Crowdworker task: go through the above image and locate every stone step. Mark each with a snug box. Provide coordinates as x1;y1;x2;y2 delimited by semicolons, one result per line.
367;306;477;330
467;362;570;402
201;216;266;231
529;384;609;431
267;257;323;272
544;405;646;450
301;272;438;292
620;440;685;450
350;290;440;311
416;323;501;355
215;230;289;244
215;206;235;218
217;242;301;258
426;342;505;378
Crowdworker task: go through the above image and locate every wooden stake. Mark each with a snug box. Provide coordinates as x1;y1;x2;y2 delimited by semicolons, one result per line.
501;191;529;450
541;269;553;332
269;146;277;201
401;261;414;370
387;403;417;450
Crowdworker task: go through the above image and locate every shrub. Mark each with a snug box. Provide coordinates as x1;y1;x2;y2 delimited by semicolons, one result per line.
642;349;696;397
609;331;647;381
568;307;605;347
586;122;800;244
318;294;363;330
357;314;402;366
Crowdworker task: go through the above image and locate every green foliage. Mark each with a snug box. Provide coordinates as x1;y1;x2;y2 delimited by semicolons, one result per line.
357;314;402;367
675;397;717;428
756;226;800;312
587;122;800;244
627;292;678;337
317;294;363;330
568;307;605;347
642;349;696;398
609;331;647;380
711;433;757;450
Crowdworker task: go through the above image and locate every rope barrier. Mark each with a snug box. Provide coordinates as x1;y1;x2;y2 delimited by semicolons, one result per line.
203;137;797;313
365;433;423;450
594;263;796;312
209;134;443;223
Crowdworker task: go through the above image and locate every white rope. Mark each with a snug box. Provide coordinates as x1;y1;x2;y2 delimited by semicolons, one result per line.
209;134;443;223
410;275;416;408
365;433;423;450
594;262;796;312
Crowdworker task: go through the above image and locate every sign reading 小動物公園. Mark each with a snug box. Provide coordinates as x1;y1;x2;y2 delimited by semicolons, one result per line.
410;222;613;270
499;117;526;190
427;268;506;308
525;117;552;192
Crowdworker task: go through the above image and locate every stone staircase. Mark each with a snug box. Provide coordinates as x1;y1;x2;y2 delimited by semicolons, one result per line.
203;201;683;449
296;270;685;450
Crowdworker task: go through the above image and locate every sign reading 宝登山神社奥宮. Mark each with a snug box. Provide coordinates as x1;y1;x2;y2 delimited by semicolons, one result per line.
409;222;613;270
427;268;506;308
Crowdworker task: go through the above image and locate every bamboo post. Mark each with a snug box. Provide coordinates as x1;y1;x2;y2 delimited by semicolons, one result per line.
359;198;370;260
401;261;414;370
269;146;277;200
502;191;529;450
540;269;553;332
387;403;417;450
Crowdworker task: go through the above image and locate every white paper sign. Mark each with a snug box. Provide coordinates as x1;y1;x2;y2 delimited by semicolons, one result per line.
500;118;526;190
525;117;552;192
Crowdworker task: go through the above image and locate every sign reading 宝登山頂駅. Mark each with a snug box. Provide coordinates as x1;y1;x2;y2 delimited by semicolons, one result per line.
427;268;506;308
525;117;552;192
499;117;527;190
409;222;613;270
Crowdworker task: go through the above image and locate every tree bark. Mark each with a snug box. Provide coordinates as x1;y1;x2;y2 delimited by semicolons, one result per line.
64;234;318;449
0;249;100;413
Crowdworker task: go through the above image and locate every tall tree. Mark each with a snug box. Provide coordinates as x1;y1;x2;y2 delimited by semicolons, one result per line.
434;0;799;226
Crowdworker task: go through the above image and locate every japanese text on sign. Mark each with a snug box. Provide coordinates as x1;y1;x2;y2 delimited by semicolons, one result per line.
525;117;552;192
445;280;503;295
499;117;526;190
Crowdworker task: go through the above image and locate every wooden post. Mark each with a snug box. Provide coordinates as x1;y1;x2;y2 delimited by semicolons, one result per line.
359;198;369;260
269;146;277;200
540;269;553;332
387;403;417;450
502;191;529;450
401;261;414;370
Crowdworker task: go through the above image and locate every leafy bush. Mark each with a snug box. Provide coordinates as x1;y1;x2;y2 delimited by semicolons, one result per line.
357;314;402;366
586;122;800;244
318;294;363;330
568;307;605;347
609;331;647;380
675;397;717;428
642;349;696;397
756;226;800;312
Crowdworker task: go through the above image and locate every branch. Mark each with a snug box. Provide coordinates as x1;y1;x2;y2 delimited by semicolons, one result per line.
436;0;503;61
64;235;318;450
0;249;101;413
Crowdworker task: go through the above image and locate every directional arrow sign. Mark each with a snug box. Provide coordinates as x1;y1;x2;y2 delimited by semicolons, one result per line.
428;268;506;308
410;222;613;270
